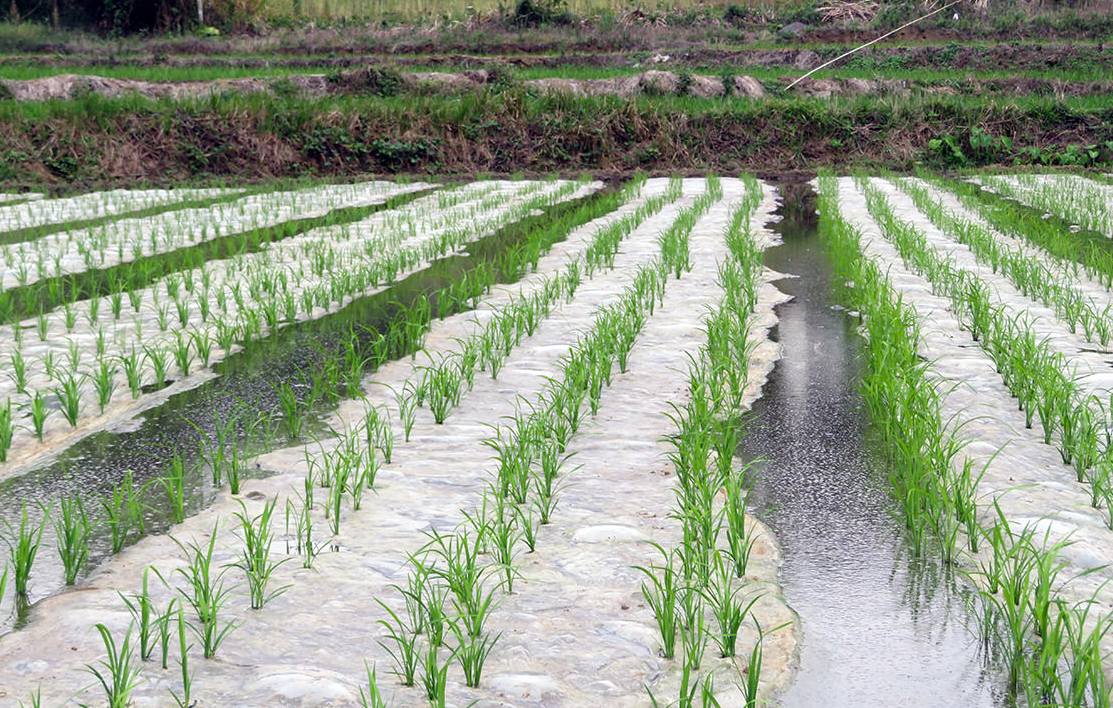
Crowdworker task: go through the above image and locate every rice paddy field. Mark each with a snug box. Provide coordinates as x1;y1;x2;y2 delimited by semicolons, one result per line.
1;1;1113;706
0;169;1108;708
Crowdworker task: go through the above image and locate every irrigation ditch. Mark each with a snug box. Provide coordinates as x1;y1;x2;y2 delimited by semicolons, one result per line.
740;181;1008;706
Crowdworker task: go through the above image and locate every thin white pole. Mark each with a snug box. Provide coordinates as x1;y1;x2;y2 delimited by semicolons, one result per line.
786;0;962;91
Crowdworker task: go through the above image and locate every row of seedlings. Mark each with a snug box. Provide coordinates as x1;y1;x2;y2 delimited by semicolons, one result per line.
0;180;588;465
0;181;415;290
819;172;1113;708
362;179;726;707
638;176;788;707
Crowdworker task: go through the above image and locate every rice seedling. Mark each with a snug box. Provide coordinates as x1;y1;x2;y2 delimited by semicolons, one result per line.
723;470;758;578
285;496;324;570
171;332;194;377
154;599;178;669
53;370;84;427
144;344;170;389
86;623;143;708
100;476;138;554
17;687;41;708
679;586;708;670
0;398;12;461
160;453;188;524
169;607;195;708
452;622;500;688
171;525;238;658
427;528;500;638
486;506;520;592
51;495;91;585
231;497;290;610
702;552;763;658
91;357;118;414
193;330;214;368
634;542;681;659
421;642;454;708
119;567;158;662
8;351;28;393
4;502;46;598
740;620;769;708
377;600;420;687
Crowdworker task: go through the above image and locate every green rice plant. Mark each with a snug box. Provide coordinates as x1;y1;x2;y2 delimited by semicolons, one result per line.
51;495;91;585
53;370;85;427
723;469;758;578
0;398;12;461
4;502;46;598
421;643;454;708
155;599;178;669
192;331;213;368
274;380;303;439
427;527;500;638
109;291;124;319
155;302;171;332
452;622;500;688
119;567;158;662
8;351;28;393
92;357;118;414
62;302;77;331
634;542;681;659
341;327;369;398
171;524;238;658
376;600;420;686
119;348;143;398
100;474;142;554
702;552;763;658
358;663;387;708
172;331;194;377
740;620;769;708
35;311;48;341
422;356;464;425
679;586;707;670
285;497;324;570
647;660;698;708
486;507;520;592
86;623;143;708
144;344;170;389
231;497;290;610
169;608;194;708
160;453;188;525
17;687;40;708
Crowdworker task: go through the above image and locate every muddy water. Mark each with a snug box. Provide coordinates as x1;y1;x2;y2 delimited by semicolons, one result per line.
740;184;1006;707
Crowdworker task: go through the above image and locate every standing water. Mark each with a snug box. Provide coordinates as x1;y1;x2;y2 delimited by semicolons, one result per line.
741;183;1006;707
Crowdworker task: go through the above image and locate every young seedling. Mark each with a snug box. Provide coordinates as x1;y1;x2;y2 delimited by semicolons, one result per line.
119;567;158;662
230;497;290;610
633;542;681;659
51;495;91;585
86;623;143;708
377;600;420;687
4;502;47;598
170;524;238;658
169;607;194;708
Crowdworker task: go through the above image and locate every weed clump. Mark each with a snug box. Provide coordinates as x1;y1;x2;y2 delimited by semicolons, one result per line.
327;67;405;97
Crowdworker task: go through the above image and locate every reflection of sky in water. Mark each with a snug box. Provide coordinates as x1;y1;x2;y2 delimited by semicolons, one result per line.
740;186;1006;708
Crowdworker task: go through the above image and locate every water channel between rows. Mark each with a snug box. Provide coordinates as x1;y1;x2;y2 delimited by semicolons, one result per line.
740;183;1008;707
